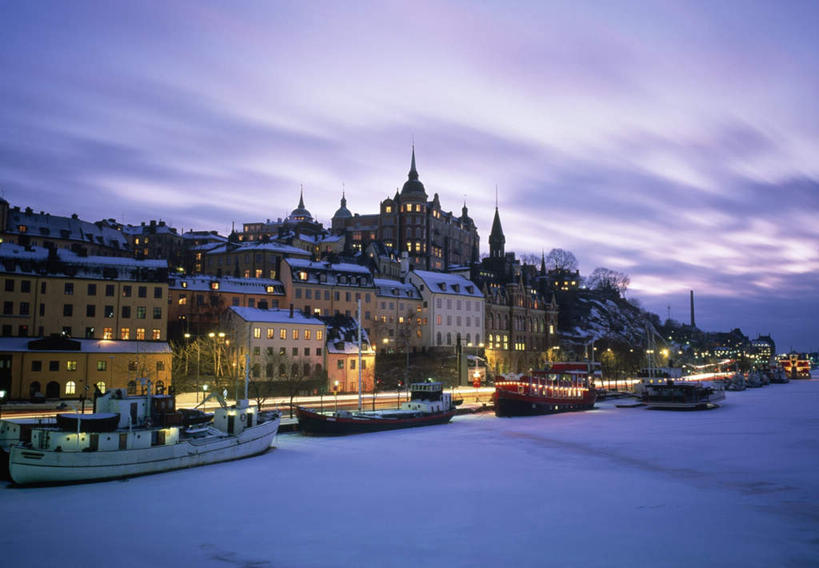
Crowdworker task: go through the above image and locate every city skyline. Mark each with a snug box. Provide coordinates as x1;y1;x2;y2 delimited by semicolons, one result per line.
1;1;817;351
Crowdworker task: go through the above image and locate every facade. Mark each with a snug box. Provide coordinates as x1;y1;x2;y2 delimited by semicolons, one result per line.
0;244;168;342
408;270;484;349
181;230;228;274
280;258;377;333
222;306;326;384
1;205;130;257
236;190;327;244
0;335;172;402
121;220;185;270
168;275;286;340
372;278;425;353
200;241;310;279
750;335;776;364
320;315;375;393
331;148;480;270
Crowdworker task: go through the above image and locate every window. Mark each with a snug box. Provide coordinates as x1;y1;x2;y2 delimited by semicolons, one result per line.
65;380;76;395
292;347;298;356
178;295;187;305
128;361;138;371
64;282;74;295
151;329;161;340
122;285;132;297
63;304;73;317
4;279;14;292
253;327;261;339
86;304;96;317
362;360;367;369
66;360;77;371
103;328;113;340
32;360;42;372
105;284;115;297
87;283;97;296
247;298;255;308
267;328;274;339
316;348;322;356
280;329;287;340
62;326;72;336
305;330;311;340
292;329;298;340
2;301;12;315
97;360;107;372
136;306;146;319
49;361;59;371
96;382;106;394
154;287;163;299
21;280;31;293
337;360;344;369
157;361;165;371
350;359;356;370
85;327;94;338
138;286;147;298
136;328;146;340
122;306;131;318
105;305;114;318
120;327;130;340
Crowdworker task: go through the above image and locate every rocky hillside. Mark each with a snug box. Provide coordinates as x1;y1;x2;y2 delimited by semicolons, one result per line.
557;289;655;349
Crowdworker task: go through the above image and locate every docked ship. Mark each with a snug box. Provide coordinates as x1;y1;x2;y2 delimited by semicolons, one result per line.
493;363;597;417
7;385;280;485
780;354;811;379
641;379;725;410
296;382;456;435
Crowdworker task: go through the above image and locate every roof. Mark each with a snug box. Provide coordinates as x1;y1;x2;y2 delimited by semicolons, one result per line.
206;242;310;257
0;337;171;354
410;270;483;298
7;208;128;250
169;275;284;295
373;278;421;300
285;258;374;287
0;243;168;281
318;315;374;354
227;307;325;326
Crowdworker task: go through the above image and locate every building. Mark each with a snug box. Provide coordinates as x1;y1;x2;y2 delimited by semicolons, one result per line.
1;204;130;257
181;230;228;274
750;335;776;364
320;315;375;393
408;270;484;349
121;220;185;270
0;335;172;402
221;306;326;385
331;148;480;270
0;243;168;341
372;278;424;353
472;204;556;374
236;189;327;244
280;258;377;330
200;241;310;279
168;275;286;340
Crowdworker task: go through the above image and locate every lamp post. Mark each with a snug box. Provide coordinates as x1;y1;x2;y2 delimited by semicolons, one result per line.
334;380;339;412
202;383;208;408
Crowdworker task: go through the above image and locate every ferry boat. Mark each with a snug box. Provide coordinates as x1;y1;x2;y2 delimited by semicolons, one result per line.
296;382;455;435
641;379;725;410
493;363;596;417
7;386;280;485
780;354;811;379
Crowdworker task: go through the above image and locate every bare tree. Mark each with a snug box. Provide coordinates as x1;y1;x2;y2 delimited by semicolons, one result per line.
545;248;579;272
587;267;630;296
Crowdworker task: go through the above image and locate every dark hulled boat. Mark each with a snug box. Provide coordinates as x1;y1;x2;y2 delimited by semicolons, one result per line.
296;382;456;435
641;380;725;410
494;364;597;417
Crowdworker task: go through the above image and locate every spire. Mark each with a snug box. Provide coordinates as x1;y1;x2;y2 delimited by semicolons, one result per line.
408;145;418;181
298;185;305;209
540;250;546;275
489;198;505;259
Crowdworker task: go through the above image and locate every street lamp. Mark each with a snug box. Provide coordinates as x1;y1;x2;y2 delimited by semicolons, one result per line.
202;383;208;406
334;380;339;411
0;389;6;421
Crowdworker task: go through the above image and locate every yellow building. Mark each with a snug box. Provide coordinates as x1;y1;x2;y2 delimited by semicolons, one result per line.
0;336;172;401
200;241;310;280
322;315;375;394
0;243;168;342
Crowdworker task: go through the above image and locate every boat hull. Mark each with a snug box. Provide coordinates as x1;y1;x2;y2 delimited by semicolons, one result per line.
296;407;456;435
8;417;279;485
494;390;595;417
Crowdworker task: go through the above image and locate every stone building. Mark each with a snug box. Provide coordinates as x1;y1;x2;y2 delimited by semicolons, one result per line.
408;270;484;350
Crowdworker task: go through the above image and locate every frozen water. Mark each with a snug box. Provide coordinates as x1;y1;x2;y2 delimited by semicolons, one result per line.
2;380;818;567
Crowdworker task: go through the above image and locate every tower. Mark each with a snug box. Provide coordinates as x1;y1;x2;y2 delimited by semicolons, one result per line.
488;198;505;259
690;290;696;328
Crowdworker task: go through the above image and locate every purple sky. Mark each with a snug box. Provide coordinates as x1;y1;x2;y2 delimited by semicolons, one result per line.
1;1;817;351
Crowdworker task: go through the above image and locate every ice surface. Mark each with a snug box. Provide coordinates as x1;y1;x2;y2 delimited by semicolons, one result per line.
2;381;818;567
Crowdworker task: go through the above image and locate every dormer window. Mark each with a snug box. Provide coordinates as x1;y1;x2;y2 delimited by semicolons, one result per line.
210;281;220;290
437;283;446;291
298;271;308;281
17;225;27;233
181;281;188;288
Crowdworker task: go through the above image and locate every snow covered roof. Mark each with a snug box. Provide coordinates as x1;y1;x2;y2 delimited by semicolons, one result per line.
227;307;324;326
373;278;421;300
285;258;374;287
0;337;171;353
318;315;374;354
0;243;168;281
181;231;228;242
206;241;310;257
7;208;128;250
410;270;483;298
169;275;284;295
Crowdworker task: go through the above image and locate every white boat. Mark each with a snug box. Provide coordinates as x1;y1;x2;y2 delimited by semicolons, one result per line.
8;387;280;485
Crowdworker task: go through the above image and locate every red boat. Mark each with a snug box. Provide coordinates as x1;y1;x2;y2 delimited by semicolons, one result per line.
494;363;597;417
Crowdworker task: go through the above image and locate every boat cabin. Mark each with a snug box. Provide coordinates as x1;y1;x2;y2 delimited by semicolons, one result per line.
401;382;452;413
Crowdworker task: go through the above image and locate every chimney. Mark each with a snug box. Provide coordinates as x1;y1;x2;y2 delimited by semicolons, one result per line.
690;290;696;328
289;303;294;318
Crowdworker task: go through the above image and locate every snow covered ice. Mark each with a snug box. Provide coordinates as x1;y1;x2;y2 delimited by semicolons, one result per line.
2;380;818;567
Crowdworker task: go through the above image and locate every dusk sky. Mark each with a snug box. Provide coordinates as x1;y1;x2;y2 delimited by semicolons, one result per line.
1;1;817;351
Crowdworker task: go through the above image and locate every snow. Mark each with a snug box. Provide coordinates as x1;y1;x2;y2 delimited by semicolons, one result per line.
2;381;818;567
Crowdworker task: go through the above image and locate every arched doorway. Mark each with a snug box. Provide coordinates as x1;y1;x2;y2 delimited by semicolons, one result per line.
46;381;60;399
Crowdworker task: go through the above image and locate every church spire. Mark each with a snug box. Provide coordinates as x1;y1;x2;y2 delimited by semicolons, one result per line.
408;145;418;181
489;191;505;259
298;184;305;209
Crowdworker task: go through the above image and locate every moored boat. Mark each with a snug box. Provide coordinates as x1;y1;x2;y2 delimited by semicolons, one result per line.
8;386;280;485
493;364;596;417
296;382;455;435
641;379;725;410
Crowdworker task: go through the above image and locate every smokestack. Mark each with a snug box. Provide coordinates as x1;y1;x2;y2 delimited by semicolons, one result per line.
289;303;294;318
690;290;695;328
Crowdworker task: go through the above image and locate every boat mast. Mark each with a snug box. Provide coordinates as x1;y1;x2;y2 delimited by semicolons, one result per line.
357;298;362;412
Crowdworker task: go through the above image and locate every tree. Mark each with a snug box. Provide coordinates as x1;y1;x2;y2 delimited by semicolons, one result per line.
545;248;579;272
587;267;630;296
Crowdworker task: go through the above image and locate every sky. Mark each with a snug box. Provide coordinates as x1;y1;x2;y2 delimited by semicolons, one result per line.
1;1;817;351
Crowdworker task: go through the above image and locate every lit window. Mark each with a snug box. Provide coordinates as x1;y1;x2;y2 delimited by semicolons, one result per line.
305;330;311;340
65;380;76;395
267;328;274;339
136;328;146;340
292;329;299;340
66;360;77;371
178;295;187;305
280;329;287;340
210;281;220;290
97;361;107;371
317;330;323;341
253;327;261;339
120;328;130;340
95;381;106;394
151;329;161;340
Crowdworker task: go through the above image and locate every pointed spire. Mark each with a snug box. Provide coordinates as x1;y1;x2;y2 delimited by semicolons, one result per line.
408;145;418;181
298;185;305;209
540;250;546;275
